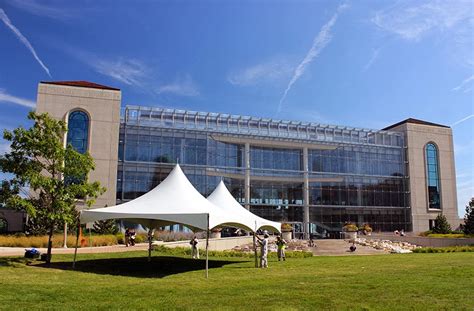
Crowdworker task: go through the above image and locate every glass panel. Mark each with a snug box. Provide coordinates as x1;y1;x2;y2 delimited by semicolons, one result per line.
67;111;89;154
425;143;441;209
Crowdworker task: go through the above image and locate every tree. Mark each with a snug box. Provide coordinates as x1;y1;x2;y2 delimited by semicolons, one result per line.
463;198;474;235
93;219;118;235
0;112;105;263
431;214;452;234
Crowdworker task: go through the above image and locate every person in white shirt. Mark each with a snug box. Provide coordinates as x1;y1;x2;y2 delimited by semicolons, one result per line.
190;236;199;259
255;233;269;268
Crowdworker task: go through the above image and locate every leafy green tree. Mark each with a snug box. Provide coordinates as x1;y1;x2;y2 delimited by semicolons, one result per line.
0;112;105;263
463;198;474;235
93;219;118;235
431;214;452;234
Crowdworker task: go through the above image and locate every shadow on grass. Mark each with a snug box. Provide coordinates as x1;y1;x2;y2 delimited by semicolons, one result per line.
33;256;246;278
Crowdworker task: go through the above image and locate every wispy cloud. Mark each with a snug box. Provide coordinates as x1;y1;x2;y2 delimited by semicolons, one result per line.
92;58;148;88
0;8;51;77
66;46;200;98
0;89;36;108
372;0;473;70
362;48;381;72
65;47;148;89
278;3;349;112
228;59;293;86
452;114;474;127
372;0;472;41
6;0;73;21
453;74;474;92
156;74;199;97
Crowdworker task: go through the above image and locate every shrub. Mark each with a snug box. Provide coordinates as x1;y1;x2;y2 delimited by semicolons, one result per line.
116;233;125;244
0;234;118;248
431;214;452;234
360;224;372;233
463;198;474;235
413;246;474;253
426;233;467;238
419;231;432;237
93;219;118;235
134;234;147;244
281;223;293;232
151;245;313;258
343;223;358;232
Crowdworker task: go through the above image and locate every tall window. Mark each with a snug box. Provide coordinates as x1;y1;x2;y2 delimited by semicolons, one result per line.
425;143;441;209
67;111;89;154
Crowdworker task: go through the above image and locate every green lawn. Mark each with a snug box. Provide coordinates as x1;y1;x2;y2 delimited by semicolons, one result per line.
1;251;473;310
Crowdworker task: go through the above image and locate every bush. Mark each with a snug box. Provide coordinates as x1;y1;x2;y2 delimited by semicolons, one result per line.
463;198;474;235
93;219;118;235
0;234;118;248
281;223;292;232
134;234;147;244
343;223;358;232
116;233;125;244
360;224;372;233
151;245;313;258
426;233;467;238
413;246;474;253
431;214;452;234
419;230;431;237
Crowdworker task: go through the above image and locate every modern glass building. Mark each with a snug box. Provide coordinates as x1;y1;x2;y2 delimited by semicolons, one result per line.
116;105;410;235
30;81;459;235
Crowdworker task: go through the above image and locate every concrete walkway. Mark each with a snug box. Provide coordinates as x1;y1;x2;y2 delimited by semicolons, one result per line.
1;239;388;258
0;244;151;257
310;239;387;256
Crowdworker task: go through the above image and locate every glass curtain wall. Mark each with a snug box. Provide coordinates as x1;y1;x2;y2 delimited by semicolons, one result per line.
117;109;410;232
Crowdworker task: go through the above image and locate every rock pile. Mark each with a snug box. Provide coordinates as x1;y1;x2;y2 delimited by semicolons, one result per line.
355;238;419;253
232;239;310;253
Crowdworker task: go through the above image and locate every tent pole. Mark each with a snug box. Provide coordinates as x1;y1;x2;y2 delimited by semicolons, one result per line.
148;228;153;262
206;214;209;279
72;220;80;269
253;220;258;268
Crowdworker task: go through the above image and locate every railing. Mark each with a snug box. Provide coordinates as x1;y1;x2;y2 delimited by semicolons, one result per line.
121;105;405;148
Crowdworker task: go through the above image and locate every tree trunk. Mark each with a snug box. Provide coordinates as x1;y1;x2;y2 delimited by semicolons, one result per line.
46;224;54;264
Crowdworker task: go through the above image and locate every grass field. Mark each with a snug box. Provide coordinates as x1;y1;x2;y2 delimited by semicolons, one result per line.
1;251;473;310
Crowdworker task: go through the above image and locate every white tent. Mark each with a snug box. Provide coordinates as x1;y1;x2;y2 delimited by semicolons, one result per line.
207;180;281;233
74;164;268;276
80;164;230;231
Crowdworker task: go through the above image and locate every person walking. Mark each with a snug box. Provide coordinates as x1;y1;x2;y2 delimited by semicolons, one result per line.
256;232;269;268
124;228;130;247
190;236;199;259
276;235;287;261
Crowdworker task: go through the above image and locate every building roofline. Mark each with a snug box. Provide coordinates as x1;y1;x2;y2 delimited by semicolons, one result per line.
40;81;120;91
382;118;450;131
121;105;406;148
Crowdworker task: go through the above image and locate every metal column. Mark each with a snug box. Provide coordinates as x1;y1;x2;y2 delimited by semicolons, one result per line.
244;142;251;210
303;147;310;240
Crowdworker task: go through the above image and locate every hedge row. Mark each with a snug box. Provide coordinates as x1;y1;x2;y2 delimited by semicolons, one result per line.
0;234;119;248
152;245;313;258
413;245;474;253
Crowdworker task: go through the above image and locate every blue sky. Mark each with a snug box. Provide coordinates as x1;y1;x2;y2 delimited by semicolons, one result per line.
0;0;472;217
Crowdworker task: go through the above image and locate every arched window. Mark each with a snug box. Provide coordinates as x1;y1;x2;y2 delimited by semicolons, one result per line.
0;218;8;233
425;143;441;209
67;110;89;154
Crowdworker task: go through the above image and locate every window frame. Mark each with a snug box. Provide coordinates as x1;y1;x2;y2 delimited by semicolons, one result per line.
66;109;91;154
424;142;442;211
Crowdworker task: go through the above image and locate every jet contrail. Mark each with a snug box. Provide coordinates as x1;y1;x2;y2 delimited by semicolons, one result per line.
452;114;474;126
0;8;51;77
278;4;348;113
